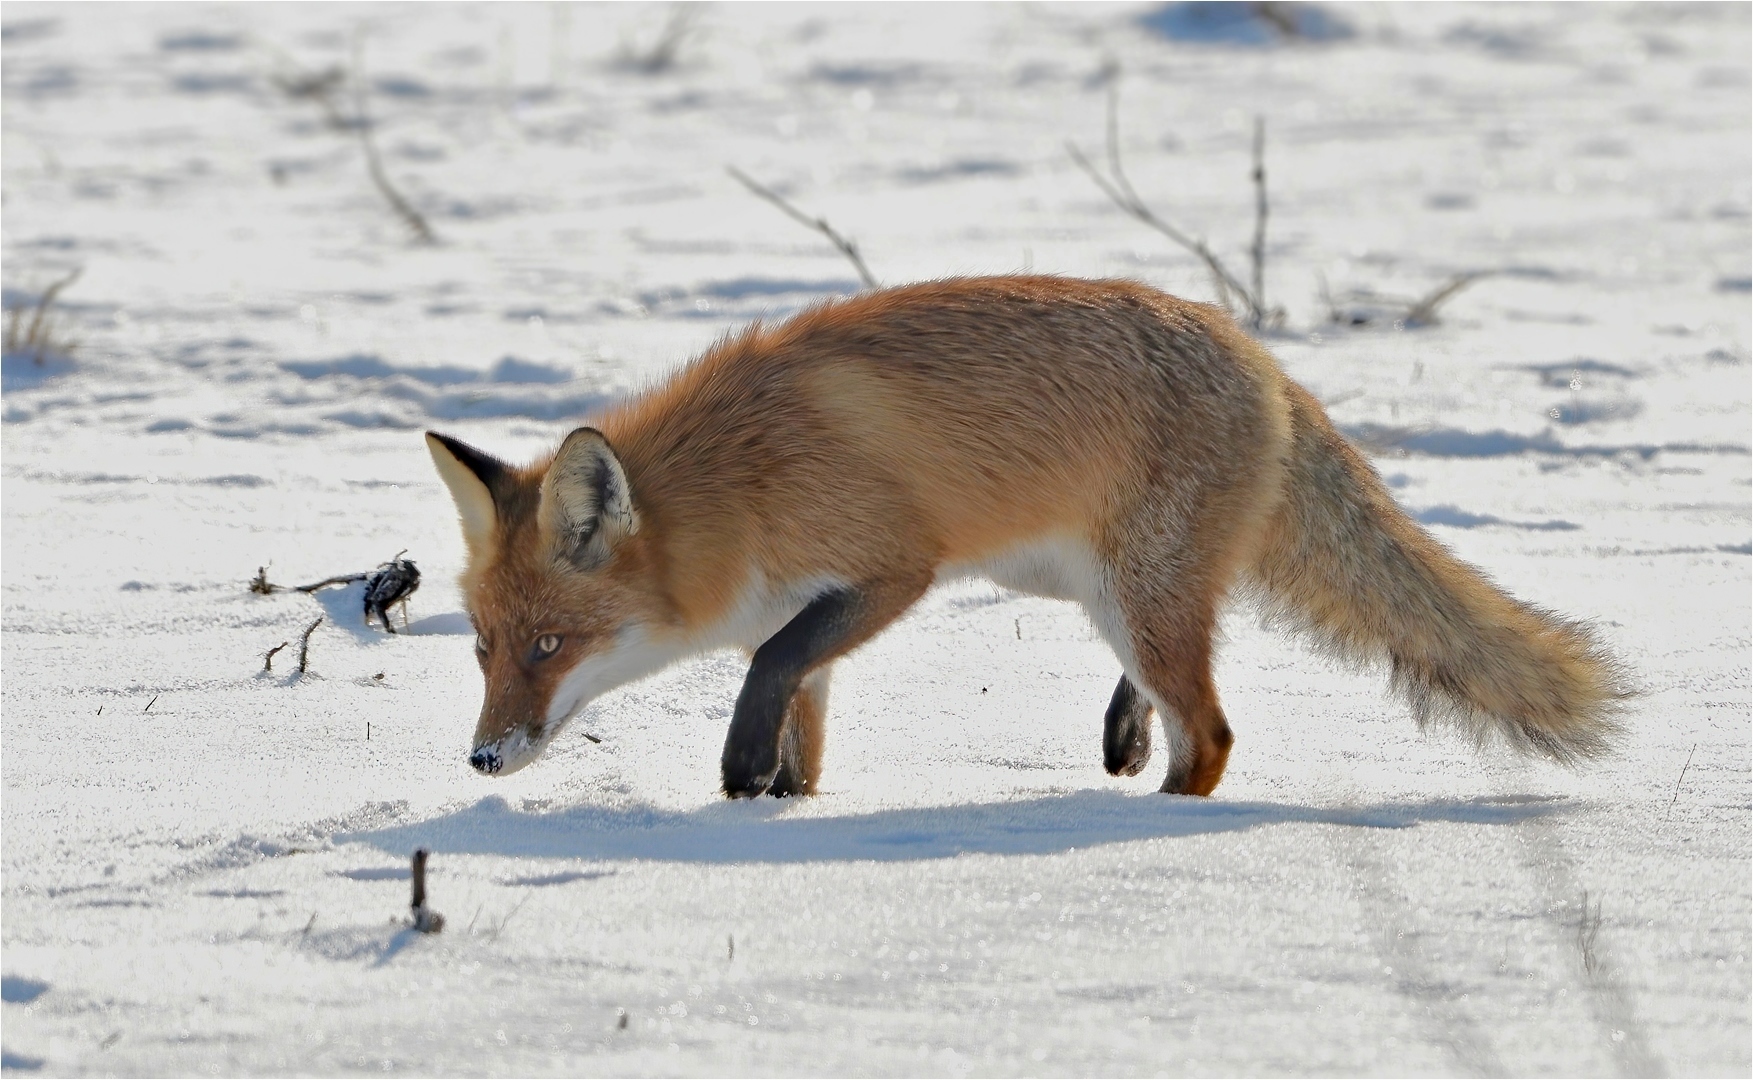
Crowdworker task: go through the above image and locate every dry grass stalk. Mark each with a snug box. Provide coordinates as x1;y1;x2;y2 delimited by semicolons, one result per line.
727;166;878;289
3;268;81;364
1403;271;1494;327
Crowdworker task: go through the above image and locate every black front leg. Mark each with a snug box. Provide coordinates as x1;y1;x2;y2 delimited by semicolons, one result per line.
1103;674;1153;776
722;588;863;798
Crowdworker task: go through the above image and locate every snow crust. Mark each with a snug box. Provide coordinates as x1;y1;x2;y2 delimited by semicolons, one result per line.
2;3;1748;1075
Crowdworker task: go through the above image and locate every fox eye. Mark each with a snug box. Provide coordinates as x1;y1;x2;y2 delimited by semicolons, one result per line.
474;634;488;656
532;633;563;660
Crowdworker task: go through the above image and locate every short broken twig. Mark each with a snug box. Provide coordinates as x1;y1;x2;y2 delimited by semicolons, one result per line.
263;641;289;672
727;166;878;289
1665;743;1697;820
143;694;159;714
296;616;323;674
249;566;278;594
410;847;445;933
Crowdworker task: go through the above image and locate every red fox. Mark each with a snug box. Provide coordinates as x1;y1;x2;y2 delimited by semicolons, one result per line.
427;276;1625;797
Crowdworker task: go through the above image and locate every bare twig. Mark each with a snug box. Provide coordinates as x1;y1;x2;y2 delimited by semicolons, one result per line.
296;616;323;674
1404;271;1494;327
267;38;434;243
1665;743;1697;820
726;166;878;289
1068;74;1276;328
1250;116;1268;321
4;267;82;364
263;641;289;672
143;694;159;714
295;573;368;593
352;40;436;244
617;4;697;74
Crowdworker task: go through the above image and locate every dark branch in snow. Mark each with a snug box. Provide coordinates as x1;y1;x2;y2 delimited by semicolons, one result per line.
726;166;879;290
296;616;323;675
411;848;444;933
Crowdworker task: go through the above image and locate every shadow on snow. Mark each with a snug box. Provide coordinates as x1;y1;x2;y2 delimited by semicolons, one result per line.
340;790;1565;865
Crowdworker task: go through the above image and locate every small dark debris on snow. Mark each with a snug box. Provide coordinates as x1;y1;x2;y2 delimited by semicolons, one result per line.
410;847;444;933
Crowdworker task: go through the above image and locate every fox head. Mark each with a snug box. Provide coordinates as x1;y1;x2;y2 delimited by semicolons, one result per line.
426;428;673;776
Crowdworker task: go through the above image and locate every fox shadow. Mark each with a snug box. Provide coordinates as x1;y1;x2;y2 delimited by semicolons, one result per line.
340;789;1565;865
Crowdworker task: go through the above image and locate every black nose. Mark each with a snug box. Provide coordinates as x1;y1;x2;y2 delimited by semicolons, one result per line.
469;748;501;774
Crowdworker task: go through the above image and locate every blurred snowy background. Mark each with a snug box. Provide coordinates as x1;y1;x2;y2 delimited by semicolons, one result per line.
2;3;1748;1075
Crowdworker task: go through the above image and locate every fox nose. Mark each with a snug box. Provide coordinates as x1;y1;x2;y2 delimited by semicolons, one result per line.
469;747;501;774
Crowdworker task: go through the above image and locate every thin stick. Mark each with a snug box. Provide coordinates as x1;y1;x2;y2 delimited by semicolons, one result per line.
143;694;159;713
263;641;289;672
1250;116;1268;324
1058;90;1255;320
295;573;368;593
726;166;878;289
296;616;323;674
411;848;431;910
352;39;436;244
1665;743;1697;820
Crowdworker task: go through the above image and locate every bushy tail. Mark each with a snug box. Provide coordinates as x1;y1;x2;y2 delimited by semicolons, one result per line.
1251;384;1628;763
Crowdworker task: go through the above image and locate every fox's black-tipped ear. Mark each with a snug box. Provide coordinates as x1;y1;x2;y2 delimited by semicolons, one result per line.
426;431;509;558
541;427;638;569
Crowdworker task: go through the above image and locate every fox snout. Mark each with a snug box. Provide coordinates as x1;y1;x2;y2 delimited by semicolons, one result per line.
468;722;545;777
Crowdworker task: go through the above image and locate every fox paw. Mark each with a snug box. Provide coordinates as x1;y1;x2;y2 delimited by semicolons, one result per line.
721;754;779;799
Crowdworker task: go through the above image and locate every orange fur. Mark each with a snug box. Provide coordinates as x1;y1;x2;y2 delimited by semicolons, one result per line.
428;276;1625;792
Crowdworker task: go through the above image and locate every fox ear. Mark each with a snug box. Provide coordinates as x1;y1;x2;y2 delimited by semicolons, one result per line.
541;427;638;569
426;431;508;559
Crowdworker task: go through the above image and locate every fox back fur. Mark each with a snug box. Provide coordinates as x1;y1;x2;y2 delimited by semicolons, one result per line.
427;276;1626;797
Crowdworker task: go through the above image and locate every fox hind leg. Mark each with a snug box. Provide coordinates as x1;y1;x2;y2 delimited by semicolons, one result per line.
1089;544;1234;796
769;666;832;797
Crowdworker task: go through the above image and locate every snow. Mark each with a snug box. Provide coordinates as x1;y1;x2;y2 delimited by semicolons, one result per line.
2;2;1748;1075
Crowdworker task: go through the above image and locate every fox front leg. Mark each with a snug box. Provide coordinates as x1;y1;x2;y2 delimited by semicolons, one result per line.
1103;674;1153;776
721;588;864;798
721;573;930;798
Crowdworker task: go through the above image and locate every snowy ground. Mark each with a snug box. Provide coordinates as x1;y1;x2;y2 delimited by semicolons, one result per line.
2;2;1748;1075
